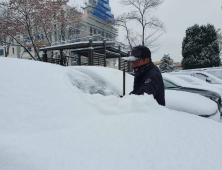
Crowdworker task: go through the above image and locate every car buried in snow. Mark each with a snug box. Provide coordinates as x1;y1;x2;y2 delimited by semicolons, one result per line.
170;71;222;85
173;74;222;92
127;71;221;121
163;79;222;121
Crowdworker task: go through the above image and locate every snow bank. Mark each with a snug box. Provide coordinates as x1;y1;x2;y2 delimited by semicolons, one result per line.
1;57;222;170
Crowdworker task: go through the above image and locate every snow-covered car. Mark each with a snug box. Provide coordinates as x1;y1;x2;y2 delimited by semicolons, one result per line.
165;89;220;121
173;74;222;92
163;73;222;97
203;69;222;80
173;67;222;80
71;67;220;121
163;77;222;120
171;71;222;84
2;58;222;170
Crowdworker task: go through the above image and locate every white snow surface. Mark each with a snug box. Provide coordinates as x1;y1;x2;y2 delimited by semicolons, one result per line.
171;71;222;84
124;56;139;61
163;73;222;97
174;74;222;92
72;66;218;116
1;58;222;170
204;69;222;80
165;90;217;116
163;73;195;86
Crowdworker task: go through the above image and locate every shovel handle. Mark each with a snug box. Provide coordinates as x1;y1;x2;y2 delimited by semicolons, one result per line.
123;69;125;96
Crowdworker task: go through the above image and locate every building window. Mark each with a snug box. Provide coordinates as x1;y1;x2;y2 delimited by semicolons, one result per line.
76;26;80;34
12;48;14;54
62;31;65;41
94;29;96;34
54;32;57;41
90;27;93;35
49;33;52;42
0;49;4;55
54;24;57;41
68;29;72;39
24;47;31;52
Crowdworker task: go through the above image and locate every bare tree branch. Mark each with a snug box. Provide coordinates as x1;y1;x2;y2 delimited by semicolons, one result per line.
0;0;80;60
116;0;165;50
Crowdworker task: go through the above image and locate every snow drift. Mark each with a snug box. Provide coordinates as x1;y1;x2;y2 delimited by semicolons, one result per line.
1;57;222;170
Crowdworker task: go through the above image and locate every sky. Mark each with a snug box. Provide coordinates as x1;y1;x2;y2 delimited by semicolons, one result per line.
68;0;222;62
1;57;222;169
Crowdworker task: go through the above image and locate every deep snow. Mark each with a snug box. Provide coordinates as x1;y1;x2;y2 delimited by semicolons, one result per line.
1;57;222;170
163;73;222;97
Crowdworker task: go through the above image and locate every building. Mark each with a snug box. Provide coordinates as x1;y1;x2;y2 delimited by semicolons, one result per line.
0;0;117;62
81;0;117;40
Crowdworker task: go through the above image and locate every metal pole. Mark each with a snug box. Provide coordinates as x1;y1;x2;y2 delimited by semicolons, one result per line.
79;55;81;66
118;45;121;70
127;51;133;72
60;50;63;65
103;39;106;67
123;66;126;96
43;51;47;62
88;39;94;66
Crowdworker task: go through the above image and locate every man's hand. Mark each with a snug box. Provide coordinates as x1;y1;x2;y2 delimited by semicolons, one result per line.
129;91;144;95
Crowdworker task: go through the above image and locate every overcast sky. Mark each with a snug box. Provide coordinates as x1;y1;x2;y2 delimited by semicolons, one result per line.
69;0;222;62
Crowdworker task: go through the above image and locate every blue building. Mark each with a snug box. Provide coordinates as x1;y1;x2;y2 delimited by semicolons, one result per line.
82;0;117;40
92;0;114;23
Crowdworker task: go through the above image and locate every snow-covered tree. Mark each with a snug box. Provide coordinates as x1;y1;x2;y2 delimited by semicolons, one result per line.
182;24;221;69
216;28;222;59
159;54;176;73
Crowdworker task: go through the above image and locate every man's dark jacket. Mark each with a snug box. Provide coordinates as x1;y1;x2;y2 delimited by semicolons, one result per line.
131;61;165;106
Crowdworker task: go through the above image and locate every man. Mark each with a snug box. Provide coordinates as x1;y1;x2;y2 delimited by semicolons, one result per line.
128;45;165;106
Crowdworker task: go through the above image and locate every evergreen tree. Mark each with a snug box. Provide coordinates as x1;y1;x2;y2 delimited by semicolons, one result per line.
182;24;221;69
159;54;176;73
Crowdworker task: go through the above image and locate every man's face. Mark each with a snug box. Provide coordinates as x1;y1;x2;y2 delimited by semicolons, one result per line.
132;58;150;68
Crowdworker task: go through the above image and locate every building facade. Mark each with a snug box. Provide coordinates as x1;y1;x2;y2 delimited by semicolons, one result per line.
81;0;117;41
0;0;117;60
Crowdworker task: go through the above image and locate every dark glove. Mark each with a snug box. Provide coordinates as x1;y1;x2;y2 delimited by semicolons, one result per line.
129;91;143;95
129;91;134;95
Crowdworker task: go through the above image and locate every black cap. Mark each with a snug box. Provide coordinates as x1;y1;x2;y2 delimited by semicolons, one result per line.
131;45;151;59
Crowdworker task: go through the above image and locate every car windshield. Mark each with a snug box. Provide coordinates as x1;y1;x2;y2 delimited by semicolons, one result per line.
163;79;181;88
